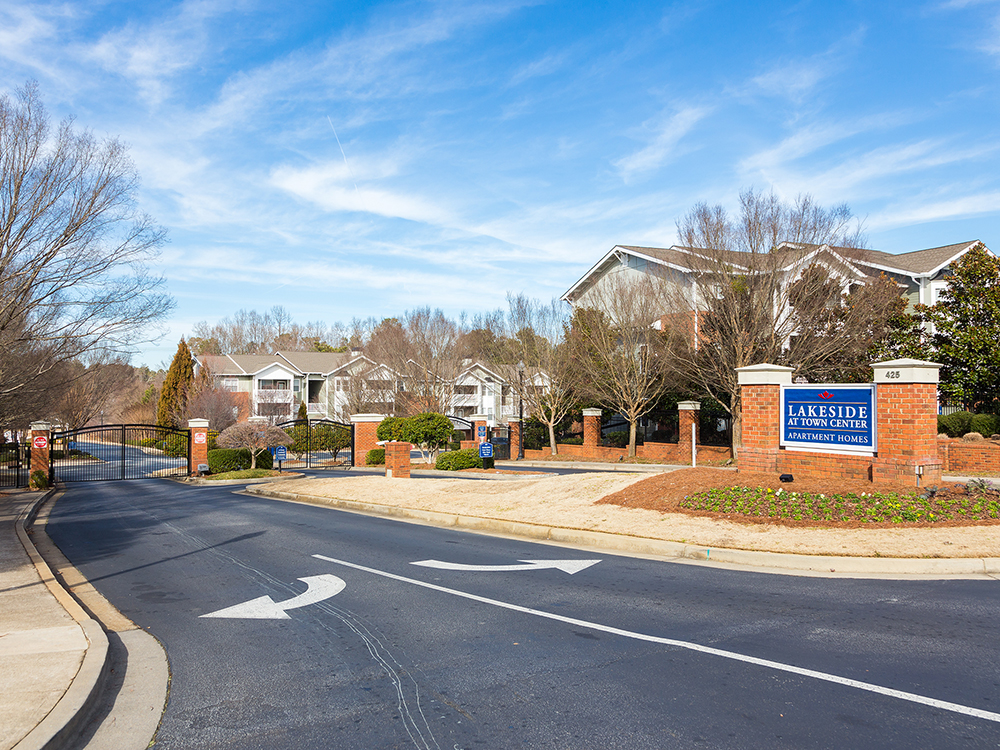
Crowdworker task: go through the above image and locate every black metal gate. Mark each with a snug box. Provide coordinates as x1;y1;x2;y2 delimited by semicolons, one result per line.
275;418;355;469
50;425;191;482
490;426;511;461
0;441;29;488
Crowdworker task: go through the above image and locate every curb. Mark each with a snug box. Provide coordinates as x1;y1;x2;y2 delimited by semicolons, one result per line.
178;472;307;487
12;488;110;750
244;486;1000;579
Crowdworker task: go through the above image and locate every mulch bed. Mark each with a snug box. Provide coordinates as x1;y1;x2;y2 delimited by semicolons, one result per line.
596;467;1000;529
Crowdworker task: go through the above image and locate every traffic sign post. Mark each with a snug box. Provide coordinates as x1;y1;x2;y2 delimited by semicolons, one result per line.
479;442;494;470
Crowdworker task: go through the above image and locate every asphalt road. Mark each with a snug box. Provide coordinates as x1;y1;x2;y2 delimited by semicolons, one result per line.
47;479;1000;749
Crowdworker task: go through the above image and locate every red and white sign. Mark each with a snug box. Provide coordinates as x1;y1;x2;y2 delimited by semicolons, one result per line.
33;436;48;450
194;432;207;444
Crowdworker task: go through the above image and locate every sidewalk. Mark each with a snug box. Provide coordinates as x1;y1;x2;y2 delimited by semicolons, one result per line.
0;489;107;750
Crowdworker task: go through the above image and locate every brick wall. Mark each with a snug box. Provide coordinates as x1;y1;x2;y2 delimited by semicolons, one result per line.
937;438;1000;473
738;384;782;474
523;442;731;464
385;441;412;478
353;420;381;465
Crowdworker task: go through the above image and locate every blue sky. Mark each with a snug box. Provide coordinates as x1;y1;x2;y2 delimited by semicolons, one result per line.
4;0;1000;367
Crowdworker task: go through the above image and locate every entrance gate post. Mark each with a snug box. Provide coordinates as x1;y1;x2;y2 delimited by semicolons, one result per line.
188;419;209;475
30;421;51;488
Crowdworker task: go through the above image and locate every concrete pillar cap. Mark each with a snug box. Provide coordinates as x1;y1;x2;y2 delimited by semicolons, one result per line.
871;358;942;384
29;421;52;431
677;401;701;411
187;418;209;428
507;417;521;423
736;363;794;386
582;408;603;417
350;413;386;423
470;414;489;422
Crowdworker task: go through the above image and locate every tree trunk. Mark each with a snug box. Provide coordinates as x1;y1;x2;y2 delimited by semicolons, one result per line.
730;401;742;462
628;419;637;458
250;449;257;470
548;421;558;455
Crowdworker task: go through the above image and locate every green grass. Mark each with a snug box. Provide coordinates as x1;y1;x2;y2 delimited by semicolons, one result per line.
203;469;283;481
679;485;1000;524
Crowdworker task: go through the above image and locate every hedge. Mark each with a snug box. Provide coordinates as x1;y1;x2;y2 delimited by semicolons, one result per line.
435;448;482;471
938;411;1000;438
971;413;1000;438
366;448;385;465
207;448;273;474
605;431;629;448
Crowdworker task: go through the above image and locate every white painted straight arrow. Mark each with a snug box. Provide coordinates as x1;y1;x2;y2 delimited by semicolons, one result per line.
200;574;346;620
411;559;600;574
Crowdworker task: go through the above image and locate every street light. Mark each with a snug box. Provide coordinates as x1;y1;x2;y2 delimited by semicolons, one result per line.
517;360;524;460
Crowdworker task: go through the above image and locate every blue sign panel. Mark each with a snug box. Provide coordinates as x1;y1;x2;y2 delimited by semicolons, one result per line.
477;425;487;439
780;385;876;453
479;442;494;458
270;445;287;460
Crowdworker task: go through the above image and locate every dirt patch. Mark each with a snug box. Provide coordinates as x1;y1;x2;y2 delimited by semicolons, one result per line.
258;471;1000;558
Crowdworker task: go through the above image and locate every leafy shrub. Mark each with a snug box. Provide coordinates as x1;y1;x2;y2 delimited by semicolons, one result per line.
451;429;466;442
29;470;49;490
560;437;583;445
366;448;385;465
938;411;973;437
158;432;189;457
523;418;548;451
50;450;65;460
605;431;629;448
207;448;273;473
376;417;408;442
435;448;482;471
971;413;1000;438
448;441;462;451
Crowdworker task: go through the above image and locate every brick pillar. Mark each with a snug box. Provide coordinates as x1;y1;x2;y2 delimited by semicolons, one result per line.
188;418;209;475
582;408;602;448
30;421;51;488
871;359;943;487
385;441;412;478
508;418;522;460
472;414;489;444
735;364;794;475
351;413;385;466
677;401;700;466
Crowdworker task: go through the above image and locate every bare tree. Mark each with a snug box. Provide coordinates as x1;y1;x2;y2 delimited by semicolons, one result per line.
179;365;240;431
0;82;172;417
216;419;291;469
569;273;675;457
53;356;134;430
670;188;899;455
483;294;577;455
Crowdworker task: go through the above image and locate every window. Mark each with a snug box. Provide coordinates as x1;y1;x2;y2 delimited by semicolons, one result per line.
258;379;289;390
222;378;238;392
454;385;477;395
293;379;301;392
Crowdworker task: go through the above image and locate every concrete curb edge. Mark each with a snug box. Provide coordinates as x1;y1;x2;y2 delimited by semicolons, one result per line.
12;488;110;750
244;486;1000;578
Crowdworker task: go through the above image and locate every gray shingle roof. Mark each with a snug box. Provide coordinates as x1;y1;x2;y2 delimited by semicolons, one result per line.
275;351;354;374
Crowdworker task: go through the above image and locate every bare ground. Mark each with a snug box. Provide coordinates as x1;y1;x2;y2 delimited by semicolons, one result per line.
259;469;1000;558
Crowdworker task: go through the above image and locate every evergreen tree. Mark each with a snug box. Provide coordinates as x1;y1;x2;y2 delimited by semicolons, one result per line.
157;339;195;428
919;243;1000;413
297;401;308;421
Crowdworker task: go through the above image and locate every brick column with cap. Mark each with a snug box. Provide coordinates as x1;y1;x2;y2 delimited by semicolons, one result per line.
351;414;385;465
677;401;700;466
385;441;412;478
188;418;209;475
736;364;794;475
871;359;943;487
582;408;602;448
30;421;51;487
471;414;489;444
508;418;522;460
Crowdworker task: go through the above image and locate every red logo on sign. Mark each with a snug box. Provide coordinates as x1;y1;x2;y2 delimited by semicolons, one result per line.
194;433;207;444
818;391;834;400
33;436;48;449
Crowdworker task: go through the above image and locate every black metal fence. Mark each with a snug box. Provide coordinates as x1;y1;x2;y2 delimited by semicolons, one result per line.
275;418;355;469
490;426;511;460
0;442;29;488
50;425;191;482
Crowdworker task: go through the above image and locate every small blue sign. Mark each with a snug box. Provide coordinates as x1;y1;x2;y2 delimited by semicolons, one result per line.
477;425;487;439
271;446;287;461
479;442;493;458
781;385;876;453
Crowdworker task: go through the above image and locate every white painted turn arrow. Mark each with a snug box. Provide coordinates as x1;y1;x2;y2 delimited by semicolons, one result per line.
200;574;346;619
410;559;600;575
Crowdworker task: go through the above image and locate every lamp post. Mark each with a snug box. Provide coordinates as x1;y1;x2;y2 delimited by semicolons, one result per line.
517;360;524;460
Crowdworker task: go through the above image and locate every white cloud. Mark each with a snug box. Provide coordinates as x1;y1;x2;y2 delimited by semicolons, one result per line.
870;189;1000;229
614;105;711;181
